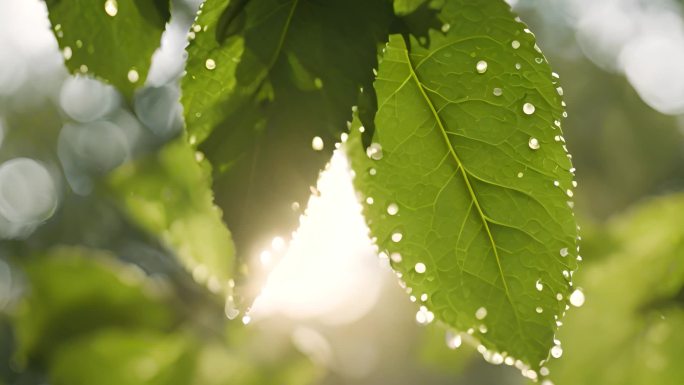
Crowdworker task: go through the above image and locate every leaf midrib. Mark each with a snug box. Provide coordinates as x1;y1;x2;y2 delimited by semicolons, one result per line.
401;43;525;335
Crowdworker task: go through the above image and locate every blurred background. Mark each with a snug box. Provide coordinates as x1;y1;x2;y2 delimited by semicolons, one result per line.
1;0;684;384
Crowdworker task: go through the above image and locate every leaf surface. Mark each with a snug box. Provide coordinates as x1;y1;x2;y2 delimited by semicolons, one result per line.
348;0;577;372
181;0;392;260
45;0;169;99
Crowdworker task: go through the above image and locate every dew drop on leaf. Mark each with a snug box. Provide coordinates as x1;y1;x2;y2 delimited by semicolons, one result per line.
550;344;563;358
523;102;536;115
569;288;585;307
511;40;520;49
205;58;216;70
127;69;139;83
387;203;399;216
366;143;383;160
476;60;488;74
391;232;403;242
63;46;72;60
493;87;503;96
536;306;543;313
528;137;540;150
441;23;451;33
390;252;402;263
365;197;374;205
559;247;569;257
535;279;543;291
311;136;324;151
415;262;426;274
475;306;488;320
104;0;118;17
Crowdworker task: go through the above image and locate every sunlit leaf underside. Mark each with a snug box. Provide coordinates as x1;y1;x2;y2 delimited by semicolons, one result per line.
349;0;578;372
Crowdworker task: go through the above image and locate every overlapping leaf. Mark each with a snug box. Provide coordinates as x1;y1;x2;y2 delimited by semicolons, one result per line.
181;0;393;260
45;0;170;99
549;195;684;385
108;140;235;294
348;0;577;372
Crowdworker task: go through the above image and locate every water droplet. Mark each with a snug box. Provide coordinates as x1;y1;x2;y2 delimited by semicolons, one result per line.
523;102;536;115
205;58;216;70
415;262;426;274
493;87;503;96
517;172;524;178
511;40;521;49
104;0;118;17
559;248;569;257
127;69;139;83
550;344;563;358
475;307;488;320
311;136;324;151
446;331;462;349
536;306;543;313
441;23;451;33
535;279;543;291
535;57;544;64
366;197;374;205
391;232;403;242
572;181;578;188
569;288;585;307
515;63;522;70
366;142;383;160
416;305;434;324
241;315;251;325
528;137;540;150
387;203;399;216
556;293;564;301
553;180;560;187
369;167;377;176
194;151;205;162
540;367;550;376
556;87;564;96
479;324;488;333
476;60;488;74
566;189;574;198
390;252;402;263
62;46;72;60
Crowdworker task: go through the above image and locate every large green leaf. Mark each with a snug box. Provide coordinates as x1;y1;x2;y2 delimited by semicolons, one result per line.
549;195;684;385
108;140;235;295
181;0;392;261
347;0;577;374
45;0;170;99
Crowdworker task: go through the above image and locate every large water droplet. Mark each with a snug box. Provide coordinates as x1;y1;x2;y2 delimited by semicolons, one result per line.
528;137;540;150
550;344;563;358
311;136;324;151
387;203;399;216
391;232;403;243
523;102;536;115
536;306;543;313
127;69;139;83
366;143;383;160
475;306;487;320
415;262;426;274
476;60;488;74
205;58;216;70
569;288;585;307
104;0;118;16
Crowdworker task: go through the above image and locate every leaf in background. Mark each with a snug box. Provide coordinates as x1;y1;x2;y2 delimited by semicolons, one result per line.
393;0;429;15
181;0;392;261
13;247;177;368
549;195;684;385
108;140;235;295
49;330;195;385
45;0;170;100
347;0;577;374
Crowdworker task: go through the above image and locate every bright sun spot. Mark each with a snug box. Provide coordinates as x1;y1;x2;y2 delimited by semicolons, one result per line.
249;149;386;325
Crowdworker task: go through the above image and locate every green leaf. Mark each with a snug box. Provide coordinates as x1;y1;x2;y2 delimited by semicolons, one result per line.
549;195;684;385
393;0;429;15
108;140;235;294
45;0;170;100
347;0;577;373
49;330;195;385
181;0;392;260
13;247;177;367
